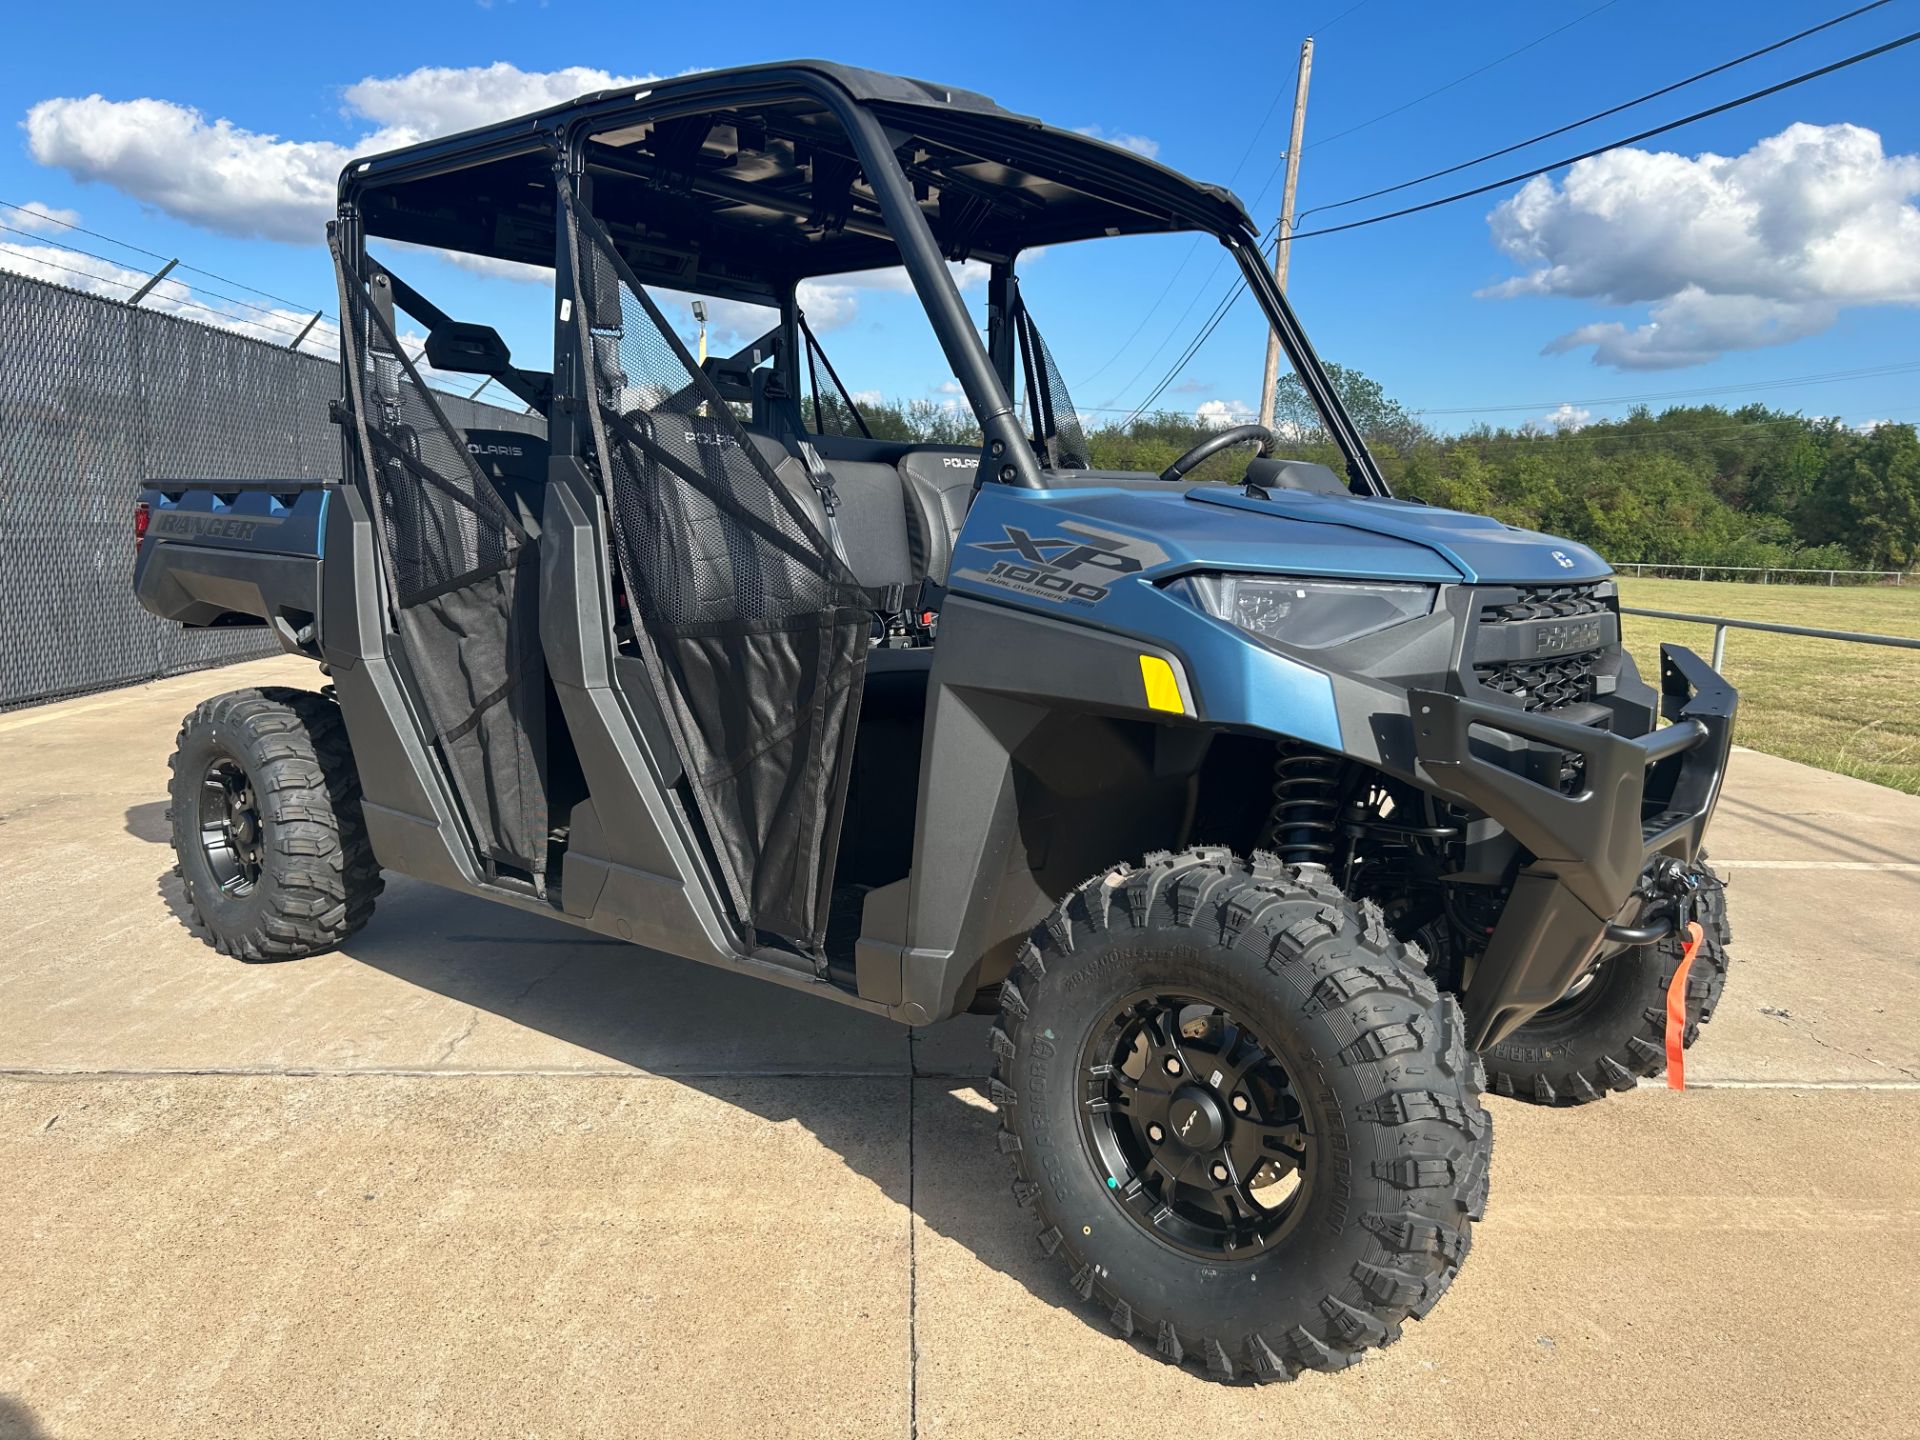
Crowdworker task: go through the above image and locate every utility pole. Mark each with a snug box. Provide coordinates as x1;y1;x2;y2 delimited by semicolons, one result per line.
1258;36;1313;433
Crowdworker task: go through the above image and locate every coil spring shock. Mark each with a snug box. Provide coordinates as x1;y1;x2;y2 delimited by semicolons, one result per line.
1265;748;1349;866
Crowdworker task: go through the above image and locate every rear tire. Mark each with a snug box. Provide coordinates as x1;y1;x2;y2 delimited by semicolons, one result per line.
1482;861;1731;1106
167;687;382;961
990;847;1490;1383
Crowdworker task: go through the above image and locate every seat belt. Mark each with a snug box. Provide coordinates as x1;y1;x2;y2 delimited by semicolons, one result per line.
794;438;851;569
794;438;924;627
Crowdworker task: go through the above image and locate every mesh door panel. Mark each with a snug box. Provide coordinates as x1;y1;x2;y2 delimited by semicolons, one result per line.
566;192;869;951
1016;299;1091;471
332;236;548;877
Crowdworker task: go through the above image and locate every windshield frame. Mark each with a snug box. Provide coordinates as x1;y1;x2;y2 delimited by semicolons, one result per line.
514;68;1392;492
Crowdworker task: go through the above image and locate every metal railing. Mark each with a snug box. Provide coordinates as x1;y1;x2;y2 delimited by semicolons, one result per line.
1613;562;1908;586
1621;607;1920;671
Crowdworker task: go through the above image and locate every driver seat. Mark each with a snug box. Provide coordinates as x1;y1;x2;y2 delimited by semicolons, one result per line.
895;449;979;586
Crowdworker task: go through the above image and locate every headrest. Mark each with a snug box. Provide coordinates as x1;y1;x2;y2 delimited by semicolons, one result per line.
897;448;981;489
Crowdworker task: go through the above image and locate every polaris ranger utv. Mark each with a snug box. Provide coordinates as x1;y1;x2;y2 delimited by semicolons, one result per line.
135;61;1735;1382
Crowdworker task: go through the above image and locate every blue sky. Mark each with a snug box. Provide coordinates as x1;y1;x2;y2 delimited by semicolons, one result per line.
3;0;1917;434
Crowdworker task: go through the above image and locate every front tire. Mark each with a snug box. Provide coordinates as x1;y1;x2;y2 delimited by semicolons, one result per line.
1482;861;1731;1106
990;848;1490;1383
167;687;382;960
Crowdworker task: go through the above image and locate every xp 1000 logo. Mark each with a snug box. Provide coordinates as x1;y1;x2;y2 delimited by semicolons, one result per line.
970;524;1148;606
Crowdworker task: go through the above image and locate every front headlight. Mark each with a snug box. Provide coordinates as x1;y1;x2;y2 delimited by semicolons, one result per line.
1173;574;1436;650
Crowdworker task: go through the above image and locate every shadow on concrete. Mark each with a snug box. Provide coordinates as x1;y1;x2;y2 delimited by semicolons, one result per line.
0;1395;51;1440
140;859;1093;1342
1716;793;1920;888
123;801;170;845
340;889;1090;1335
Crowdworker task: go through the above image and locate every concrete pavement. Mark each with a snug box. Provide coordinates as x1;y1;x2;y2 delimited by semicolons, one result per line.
2;657;1916;1438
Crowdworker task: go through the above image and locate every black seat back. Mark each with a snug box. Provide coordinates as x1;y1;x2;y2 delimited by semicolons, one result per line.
896;449;980;586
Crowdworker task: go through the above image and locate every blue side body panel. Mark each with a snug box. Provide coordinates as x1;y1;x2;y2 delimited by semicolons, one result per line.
945;481;1612;752
140;486;330;560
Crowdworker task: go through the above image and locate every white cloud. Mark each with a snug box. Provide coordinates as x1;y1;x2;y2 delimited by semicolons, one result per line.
340;62;656;140
932;379;964;396
9;200;81;232
850;389;886;408
25;96;349;244
657;259;988;353
379;239;550;284
795;260;986;334
1483;122;1920;369
24;63;654;245
1528;403;1592;434
1196;398;1254;428
1073;125;1160;160
25;66;979;336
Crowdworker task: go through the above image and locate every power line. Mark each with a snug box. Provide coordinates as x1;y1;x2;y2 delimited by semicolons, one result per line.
1302;0;1899;221
1309;0;1374;36
1446;410;1917;447
1126;271;1257;421
1120;20;1920;427
1056;354;1920;418
0;240;318;340
1304;0;1626;152
0;220;323;336
1286;26;1920;242
1094;250;1235;406
1080;38;1309;393
0;196;338;322
1412;359;1920;417
0;242;490;396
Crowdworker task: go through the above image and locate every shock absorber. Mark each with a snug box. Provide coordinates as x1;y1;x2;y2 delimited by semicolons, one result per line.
1265;747;1349;867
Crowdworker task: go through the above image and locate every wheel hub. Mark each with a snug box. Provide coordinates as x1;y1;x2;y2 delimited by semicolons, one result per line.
1079;991;1315;1259
198;756;264;896
1166;1087;1224;1150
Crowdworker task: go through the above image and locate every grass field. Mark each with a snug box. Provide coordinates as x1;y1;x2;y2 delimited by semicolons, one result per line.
1615;578;1920;795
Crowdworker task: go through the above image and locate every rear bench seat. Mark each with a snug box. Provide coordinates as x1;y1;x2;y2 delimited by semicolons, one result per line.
741;429;977;594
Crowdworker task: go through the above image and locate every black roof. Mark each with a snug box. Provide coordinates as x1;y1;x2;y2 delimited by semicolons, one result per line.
343;60;1255;301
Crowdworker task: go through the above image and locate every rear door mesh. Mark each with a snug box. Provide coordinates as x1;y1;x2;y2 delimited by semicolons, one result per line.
563;185;870;952
330;229;549;881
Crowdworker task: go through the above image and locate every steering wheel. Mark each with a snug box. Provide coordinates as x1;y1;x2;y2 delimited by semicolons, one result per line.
1158;423;1275;482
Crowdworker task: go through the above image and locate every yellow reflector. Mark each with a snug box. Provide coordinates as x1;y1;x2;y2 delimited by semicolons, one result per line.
1139;654;1185;714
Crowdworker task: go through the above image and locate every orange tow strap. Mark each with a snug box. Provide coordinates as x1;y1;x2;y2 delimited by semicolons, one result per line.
1665;921;1705;1090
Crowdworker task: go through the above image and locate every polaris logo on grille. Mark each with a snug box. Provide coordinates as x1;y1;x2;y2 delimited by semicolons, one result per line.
467;443;524;457
1551;550;1577;569
1532;620;1605;655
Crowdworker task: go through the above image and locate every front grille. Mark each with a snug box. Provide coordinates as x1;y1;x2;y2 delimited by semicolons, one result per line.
1473;654;1598;712
1478;585;1610;625
1472;584;1608;713
1470;582;1616;793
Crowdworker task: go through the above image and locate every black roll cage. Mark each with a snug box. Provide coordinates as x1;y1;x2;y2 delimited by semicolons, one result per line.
333;61;1389;496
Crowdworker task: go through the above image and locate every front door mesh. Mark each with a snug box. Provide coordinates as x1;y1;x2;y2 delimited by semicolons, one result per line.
1014;288;1091;470
562;187;870;952
329;229;549;882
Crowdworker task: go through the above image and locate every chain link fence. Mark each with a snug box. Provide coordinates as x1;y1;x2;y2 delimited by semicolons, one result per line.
0;270;540;710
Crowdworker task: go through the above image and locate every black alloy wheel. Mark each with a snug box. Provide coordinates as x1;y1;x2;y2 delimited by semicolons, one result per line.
198;755;265;896
1081;992;1314;1258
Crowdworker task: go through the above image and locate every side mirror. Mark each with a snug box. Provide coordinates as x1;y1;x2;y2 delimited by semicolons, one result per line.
425;321;513;376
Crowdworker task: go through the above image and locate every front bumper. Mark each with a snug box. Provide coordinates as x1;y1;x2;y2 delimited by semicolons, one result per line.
1412;643;1737;1048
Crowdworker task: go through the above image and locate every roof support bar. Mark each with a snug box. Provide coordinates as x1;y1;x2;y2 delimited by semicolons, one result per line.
835;95;1041;487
